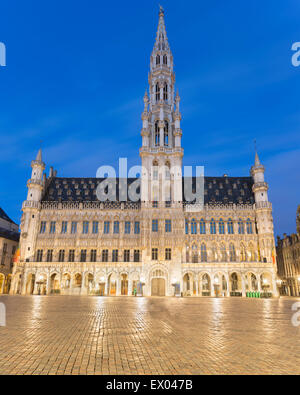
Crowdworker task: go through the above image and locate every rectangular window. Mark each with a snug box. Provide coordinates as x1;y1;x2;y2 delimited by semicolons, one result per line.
114;221;119;234
102;250;108;262
92;221;98;234
58;249;65;262
90;250;97;262
134;250;140;262
165;248;171;261
152;219;158;232
46;250;53;262
165;220;172;233
104;221;110;234
152;248;158;260
80;250;87;262
40;221;46;234
50;222;56;234
125;221;131;234
124;250;130;262
69;250;75;262
82;221;89;234
36;249;43;262
71;222;77;234
112;249;118;262
61;221;68;234
134;222;140;234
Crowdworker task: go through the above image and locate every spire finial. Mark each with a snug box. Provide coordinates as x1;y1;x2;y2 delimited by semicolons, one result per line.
254;139;261;167
159;5;164;16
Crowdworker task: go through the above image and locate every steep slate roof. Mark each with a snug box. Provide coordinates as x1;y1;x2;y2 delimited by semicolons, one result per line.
0;227;20;242
0;207;16;224
42;176;255;205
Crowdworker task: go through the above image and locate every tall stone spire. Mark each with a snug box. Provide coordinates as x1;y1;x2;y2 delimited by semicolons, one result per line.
140;8;183;204
35;148;42;163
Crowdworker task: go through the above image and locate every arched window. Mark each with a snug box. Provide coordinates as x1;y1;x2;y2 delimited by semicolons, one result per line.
238;219;244;235
164;121;169;146
155;121;160;146
191;219;197;235
210;219;216;234
229;243;236;262
246;219;253;234
163;83;168;101
185;220;189;235
192;244;198;263
163;54;168;65
200;219;206;234
220;243;227;262
155;83;160;102
219;219;225;234
227;219;234;234
201;243;207;262
240;243;247;262
156;54;160;65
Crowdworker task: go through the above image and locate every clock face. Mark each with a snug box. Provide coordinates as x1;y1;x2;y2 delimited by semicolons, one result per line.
22;232;28;239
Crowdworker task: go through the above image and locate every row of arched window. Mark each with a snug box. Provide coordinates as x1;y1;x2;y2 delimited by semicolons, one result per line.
156;54;168;66
185;218;253;235
187;242;257;263
155;83;168;102
154;120;169;147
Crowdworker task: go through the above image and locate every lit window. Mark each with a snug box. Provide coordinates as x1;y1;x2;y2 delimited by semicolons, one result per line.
238;219;244;235
82;221;89;234
246;219;253;234
165;220;172;233
125;222;131;234
152;248;158;260
71;222;77;234
114;221;119;234
227;219;234;234
92;221;98;234
219;219;225;234
152;219;158;232
191;219;197;234
165;248;171;260
104;221;110;234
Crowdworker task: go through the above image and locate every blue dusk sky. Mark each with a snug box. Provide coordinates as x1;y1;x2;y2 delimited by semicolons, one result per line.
0;0;299;237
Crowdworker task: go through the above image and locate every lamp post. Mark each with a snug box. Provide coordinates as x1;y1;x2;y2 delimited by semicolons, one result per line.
36;275;44;295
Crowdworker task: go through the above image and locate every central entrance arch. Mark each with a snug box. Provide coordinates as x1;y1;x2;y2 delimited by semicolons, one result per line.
151;269;166;296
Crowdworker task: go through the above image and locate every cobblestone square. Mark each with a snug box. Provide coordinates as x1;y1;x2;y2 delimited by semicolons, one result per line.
0;296;299;375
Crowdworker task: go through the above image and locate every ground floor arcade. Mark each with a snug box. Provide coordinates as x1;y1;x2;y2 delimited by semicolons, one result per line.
10;262;279;297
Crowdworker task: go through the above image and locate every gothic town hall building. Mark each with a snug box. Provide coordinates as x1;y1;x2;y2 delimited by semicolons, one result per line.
11;9;279;297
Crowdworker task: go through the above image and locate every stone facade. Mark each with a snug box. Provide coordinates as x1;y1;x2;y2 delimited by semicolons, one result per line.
11;8;279;298
0;207;20;294
276;205;300;296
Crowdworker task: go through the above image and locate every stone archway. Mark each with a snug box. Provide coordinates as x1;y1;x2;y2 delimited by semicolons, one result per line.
121;274;128;296
0;274;5;294
26;273;35;295
183;273;194;296
108;273;117;296
151;269;166;296
50;273;60;294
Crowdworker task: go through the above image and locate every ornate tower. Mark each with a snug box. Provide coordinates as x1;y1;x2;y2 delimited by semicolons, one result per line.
251;151;275;264
140;6;183;206
20;149;45;263
297;205;300;236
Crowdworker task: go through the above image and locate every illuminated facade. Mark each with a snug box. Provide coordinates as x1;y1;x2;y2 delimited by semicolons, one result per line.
11;8;278;297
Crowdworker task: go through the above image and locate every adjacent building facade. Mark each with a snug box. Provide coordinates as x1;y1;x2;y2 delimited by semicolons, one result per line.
11;8;279;297
276;205;300;296
0;207;19;294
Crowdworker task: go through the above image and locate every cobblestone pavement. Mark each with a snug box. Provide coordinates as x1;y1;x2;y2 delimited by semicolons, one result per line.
0;296;300;375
